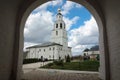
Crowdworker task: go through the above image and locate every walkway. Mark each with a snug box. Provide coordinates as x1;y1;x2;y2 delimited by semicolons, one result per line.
22;61;53;73
22;68;101;80
22;62;101;80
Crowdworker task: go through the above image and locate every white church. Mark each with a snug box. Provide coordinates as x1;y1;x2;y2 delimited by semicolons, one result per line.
25;9;72;60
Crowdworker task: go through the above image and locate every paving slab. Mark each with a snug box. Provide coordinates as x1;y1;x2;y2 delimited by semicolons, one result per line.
22;68;101;80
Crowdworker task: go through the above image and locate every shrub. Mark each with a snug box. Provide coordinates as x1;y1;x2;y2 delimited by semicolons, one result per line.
47;63;53;67
96;54;100;61
66;55;71;62
44;58;48;61
23;58;40;64
53;60;64;66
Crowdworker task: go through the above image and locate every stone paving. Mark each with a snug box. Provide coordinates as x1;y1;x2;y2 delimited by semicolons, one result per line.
23;61;53;69
22;61;53;73
22;62;101;80
22;69;101;80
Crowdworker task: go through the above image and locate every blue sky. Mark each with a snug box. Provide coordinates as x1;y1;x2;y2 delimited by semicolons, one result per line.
24;0;99;56
32;0;91;30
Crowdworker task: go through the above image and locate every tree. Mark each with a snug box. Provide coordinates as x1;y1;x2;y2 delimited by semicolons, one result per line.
96;54;100;61
66;55;71;62
84;48;89;52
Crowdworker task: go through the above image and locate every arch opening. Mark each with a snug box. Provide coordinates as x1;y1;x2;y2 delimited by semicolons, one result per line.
15;0;109;80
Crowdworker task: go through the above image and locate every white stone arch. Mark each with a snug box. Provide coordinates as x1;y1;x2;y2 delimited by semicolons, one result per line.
14;0;110;80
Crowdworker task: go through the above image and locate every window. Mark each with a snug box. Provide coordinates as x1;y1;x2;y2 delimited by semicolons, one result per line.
56;31;58;35
49;48;51;50
60;23;62;29
44;49;45;52
59;16;61;18
64;23;65;29
53;47;55;50
39;49;40;51
59;56;61;60
65;56;67;59
56;24;58;28
41;56;43;61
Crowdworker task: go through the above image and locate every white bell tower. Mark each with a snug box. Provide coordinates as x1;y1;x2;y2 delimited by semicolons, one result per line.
51;9;68;47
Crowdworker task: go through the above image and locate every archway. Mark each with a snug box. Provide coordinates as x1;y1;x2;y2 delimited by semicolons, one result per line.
14;0;109;80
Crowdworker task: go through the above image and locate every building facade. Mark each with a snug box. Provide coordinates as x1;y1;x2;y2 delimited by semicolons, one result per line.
83;45;100;60
25;9;72;60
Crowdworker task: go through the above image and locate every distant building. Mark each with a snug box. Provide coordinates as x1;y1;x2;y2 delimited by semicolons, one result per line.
25;9;72;60
71;55;83;61
83;45;100;60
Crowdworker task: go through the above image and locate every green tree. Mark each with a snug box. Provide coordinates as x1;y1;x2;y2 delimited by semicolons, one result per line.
66;55;71;62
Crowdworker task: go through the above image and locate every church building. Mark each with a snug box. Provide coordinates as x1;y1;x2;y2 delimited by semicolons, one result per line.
25;9;72;60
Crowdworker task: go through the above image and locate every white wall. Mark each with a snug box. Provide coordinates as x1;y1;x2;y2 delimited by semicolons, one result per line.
26;45;71;60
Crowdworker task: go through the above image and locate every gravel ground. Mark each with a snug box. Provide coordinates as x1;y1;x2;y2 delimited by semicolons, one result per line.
22;69;101;80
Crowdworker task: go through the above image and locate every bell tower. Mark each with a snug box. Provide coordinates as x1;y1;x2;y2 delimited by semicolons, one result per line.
51;9;68;47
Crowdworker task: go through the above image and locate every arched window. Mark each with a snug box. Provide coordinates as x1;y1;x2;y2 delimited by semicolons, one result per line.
56;24;58;28
64;23;65;29
59;16;60;18
39;49;41;51
56;31;58;35
60;23;62;29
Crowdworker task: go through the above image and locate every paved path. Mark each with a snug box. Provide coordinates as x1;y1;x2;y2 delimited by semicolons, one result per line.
22;61;53;73
22;62;101;80
39;68;99;74
22;69;101;80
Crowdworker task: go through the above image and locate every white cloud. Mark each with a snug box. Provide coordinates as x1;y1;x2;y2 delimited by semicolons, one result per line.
51;0;63;6
62;1;74;15
33;2;51;12
62;1;82;15
34;0;63;12
68;16;99;56
24;10;54;46
24;9;79;48
24;1;98;56
24;42;38;50
63;16;80;31
24;1;81;48
75;3;82;8
71;45;93;56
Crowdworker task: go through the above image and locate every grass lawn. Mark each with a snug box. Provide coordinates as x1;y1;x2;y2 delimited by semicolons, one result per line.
40;60;100;71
